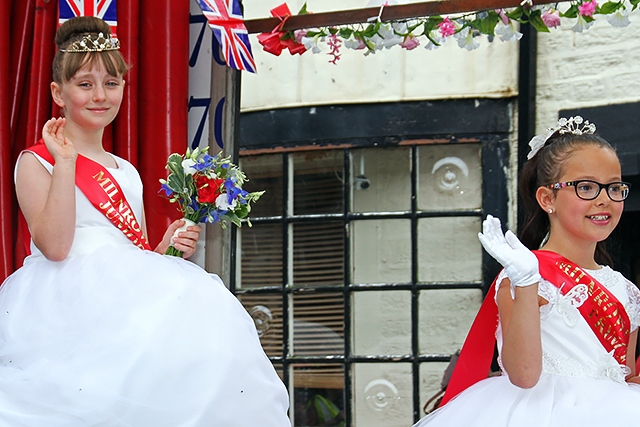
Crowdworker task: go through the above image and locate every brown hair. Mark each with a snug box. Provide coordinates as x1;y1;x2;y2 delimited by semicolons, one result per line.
52;16;129;83
518;130;617;265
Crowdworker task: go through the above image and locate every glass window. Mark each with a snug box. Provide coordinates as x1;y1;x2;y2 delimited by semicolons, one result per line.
236;142;496;426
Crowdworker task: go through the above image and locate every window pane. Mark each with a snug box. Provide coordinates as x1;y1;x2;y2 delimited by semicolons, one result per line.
352;291;411;356
239;224;283;289
417;144;482;211
353;363;413;427
239;154;283;218
293;292;344;356
419;362;450;416
418;216;482;282
352;147;411;213
418;289;483;354
293;364;344;426
292;151;344;215
293;222;344;287
352;219;411;284
237;293;283;358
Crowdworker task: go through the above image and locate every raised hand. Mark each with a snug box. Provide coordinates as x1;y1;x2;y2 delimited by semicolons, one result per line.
478;215;541;288
42;118;77;162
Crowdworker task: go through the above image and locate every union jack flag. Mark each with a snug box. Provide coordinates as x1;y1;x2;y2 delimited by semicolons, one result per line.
59;0;118;35
196;0;256;73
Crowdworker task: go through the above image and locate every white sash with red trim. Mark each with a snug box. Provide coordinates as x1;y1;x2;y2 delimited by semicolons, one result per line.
26;141;152;251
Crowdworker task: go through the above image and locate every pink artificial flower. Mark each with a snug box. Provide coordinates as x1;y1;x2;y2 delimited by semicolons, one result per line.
400;35;420;50
542;10;561;28
578;0;597;17
327;33;342;64
438;17;456;37
495;9;509;25
294;29;308;44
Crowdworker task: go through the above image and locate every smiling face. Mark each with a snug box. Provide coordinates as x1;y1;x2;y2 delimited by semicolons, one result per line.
540;144;624;248
51;59;124;132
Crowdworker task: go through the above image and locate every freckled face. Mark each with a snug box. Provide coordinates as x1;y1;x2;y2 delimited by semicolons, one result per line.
548;145;624;245
52;60;124;131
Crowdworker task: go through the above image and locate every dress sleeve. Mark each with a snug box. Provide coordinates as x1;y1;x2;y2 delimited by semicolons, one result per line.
624;280;640;331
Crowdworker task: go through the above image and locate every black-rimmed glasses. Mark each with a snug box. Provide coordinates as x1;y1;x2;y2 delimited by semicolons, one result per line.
547;180;631;202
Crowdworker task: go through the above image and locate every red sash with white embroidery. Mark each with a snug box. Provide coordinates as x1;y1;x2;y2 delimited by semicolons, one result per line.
26;141;152;251
441;250;630;406
536;250;630;365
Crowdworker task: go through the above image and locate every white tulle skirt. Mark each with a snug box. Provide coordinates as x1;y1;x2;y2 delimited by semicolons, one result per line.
0;243;290;426
414;373;640;427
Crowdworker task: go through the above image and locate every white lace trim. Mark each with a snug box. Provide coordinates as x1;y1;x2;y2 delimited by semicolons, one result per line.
542;351;630;384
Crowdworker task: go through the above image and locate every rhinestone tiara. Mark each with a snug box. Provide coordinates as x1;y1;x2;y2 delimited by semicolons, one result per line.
59;32;120;53
527;116;596;160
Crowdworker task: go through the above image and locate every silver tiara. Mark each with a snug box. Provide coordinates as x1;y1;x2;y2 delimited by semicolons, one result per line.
59;32;120;53
527;116;597;160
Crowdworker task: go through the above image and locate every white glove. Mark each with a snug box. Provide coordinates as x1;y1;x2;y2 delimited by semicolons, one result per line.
478;215;541;288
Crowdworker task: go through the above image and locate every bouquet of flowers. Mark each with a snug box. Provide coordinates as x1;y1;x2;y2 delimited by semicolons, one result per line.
159;146;264;257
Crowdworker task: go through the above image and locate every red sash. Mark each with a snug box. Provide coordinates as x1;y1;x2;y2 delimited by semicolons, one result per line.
441;250;630;406
24;141;152;251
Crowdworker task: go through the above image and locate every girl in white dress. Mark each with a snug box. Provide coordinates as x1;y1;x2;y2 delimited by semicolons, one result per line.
2;16;290;426
414;117;640;426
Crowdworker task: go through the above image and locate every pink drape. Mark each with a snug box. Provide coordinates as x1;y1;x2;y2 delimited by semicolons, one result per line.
0;0;190;280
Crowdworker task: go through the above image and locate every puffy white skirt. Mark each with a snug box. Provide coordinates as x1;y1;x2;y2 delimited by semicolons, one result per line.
0;243;290;426
414;373;640;426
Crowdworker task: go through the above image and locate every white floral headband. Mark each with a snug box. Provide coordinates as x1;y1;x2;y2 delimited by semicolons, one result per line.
527;116;597;160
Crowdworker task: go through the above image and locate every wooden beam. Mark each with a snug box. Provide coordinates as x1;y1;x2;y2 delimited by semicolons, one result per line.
244;0;558;34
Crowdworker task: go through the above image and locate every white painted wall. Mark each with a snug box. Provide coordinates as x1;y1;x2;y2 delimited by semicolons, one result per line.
241;0;520;111
536;12;640;133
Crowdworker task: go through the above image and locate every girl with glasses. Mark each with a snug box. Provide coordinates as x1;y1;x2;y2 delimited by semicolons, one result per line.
414;117;640;426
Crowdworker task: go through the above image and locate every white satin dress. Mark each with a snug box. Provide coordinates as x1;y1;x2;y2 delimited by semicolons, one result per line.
0;153;290;426
414;267;640;426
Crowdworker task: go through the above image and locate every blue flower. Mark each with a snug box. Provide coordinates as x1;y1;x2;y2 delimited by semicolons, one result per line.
195;154;214;171
160;183;174;197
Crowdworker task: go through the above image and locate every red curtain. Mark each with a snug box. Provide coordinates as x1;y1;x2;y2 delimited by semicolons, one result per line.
0;0;190;281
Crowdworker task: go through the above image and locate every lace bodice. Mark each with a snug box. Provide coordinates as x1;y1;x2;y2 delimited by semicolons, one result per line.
17;152;145;260
495;266;640;383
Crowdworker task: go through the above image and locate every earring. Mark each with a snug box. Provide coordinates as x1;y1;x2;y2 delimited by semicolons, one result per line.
548;208;553;214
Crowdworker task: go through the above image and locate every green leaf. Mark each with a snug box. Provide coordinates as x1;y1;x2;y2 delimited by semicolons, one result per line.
226;212;242;227
561;5;579;18
338;28;353;39
167;174;184;193
298;2;308;15
361;22;380;38
528;10;551;32
631;0;639;10
598;1;622;14
506;7;524;20
472;12;500;36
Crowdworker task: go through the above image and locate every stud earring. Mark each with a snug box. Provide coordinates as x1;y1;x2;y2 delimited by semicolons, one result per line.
548;209;553;214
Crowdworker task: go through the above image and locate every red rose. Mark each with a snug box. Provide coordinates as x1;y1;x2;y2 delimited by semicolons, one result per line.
195;175;224;204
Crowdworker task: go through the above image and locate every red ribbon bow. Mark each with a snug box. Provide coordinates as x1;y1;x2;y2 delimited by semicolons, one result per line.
257;3;307;56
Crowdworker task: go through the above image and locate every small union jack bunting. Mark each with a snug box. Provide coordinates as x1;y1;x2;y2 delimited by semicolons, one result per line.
196;0;256;73
59;0;118;35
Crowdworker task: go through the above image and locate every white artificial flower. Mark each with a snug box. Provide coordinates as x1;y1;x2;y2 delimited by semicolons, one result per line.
366;34;386;51
301;35;323;53
377;23;404;49
455;27;480;51
182;159;197;175
423;31;444;50
495;21;523;42
572;15;594;32
607;8;630;28
344;37;366;50
215;193;237;211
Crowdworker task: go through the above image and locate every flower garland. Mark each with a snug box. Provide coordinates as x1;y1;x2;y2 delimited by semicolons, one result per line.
260;1;638;63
